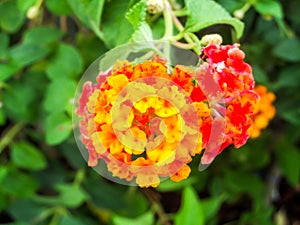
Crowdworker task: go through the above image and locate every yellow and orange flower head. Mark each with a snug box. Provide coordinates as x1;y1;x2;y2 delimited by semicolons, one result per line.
75;43;267;187
248;85;276;138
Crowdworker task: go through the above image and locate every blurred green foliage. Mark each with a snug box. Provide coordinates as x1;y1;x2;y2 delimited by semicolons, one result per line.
0;0;299;224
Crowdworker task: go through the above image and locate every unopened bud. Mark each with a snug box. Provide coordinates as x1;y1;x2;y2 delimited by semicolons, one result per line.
233;9;245;19
201;34;223;46
27;6;39;19
147;0;165;14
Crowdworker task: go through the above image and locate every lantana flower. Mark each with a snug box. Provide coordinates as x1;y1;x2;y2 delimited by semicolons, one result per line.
248;85;276;138
76;43;262;187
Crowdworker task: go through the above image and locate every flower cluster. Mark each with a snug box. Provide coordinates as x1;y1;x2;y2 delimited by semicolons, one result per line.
248;85;276;138
76;43;260;187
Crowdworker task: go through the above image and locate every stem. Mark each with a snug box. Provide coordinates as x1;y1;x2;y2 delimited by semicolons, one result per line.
143;189;171;225
0;123;24;154
172;40;196;49
169;9;200;54
162;0;173;63
173;8;188;17
73;169;85;186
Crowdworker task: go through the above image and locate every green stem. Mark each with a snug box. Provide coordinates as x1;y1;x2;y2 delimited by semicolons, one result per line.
169;8;200;54
172;41;196;49
162;0;173;62
73;169;85;186
0;123;24;154
173;8;188;17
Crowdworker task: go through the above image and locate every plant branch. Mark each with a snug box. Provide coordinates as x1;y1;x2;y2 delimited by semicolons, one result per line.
143;189;171;225
0;123;24;154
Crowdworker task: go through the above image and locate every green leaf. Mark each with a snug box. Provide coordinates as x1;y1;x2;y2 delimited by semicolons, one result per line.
0;63;19;82
126;0;147;29
131;22;153;42
112;211;154;225
2;81;36;122
24;26;63;47
46;44;83;80
273;38;300;62
273;65;300;90
202;195;225;221
11;142;47;171
43;78;76;113
8;199;47;222
252;65;269;84
45;0;72;15
184;0;244;39
275;138;300;186
151;18;165;39
101;0;133;48
253;0;283;19
0;166;8;183
0;0;25;33
45;112;72;145
59;216;84;225
174;186;204;225
0;169;38;197
17;0;35;12
56;184;88;208
67;0;105;38
9;43;49;67
0;32;9;57
157;176;199;192
0;108;6;125
224;170;264;200
99;41;160;72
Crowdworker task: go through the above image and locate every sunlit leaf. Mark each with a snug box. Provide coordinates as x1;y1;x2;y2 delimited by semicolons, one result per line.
112;211;154;225
175;186;204;225
45;112;72;145
56;183;88;208
11;142;47;171
184;0;244;39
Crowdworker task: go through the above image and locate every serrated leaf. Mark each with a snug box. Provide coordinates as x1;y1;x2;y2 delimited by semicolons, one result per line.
131;22;153;42
253;0;283;19
46;44;83;80
102;0;133;48
126;0;147;29
45;0;72;15
56;184;88;208
67;0;104;38
273;38;300;62
184;0;244;39
11;142;47;171
0;0;25;33
45;112;72;145
174;186;204;225
112;211;154;225
99;42;159;72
